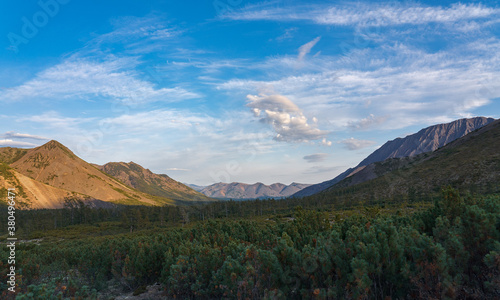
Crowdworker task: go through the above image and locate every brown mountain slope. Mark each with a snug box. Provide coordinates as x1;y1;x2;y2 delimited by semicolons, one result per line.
98;162;212;202
0;162;90;209
294;117;495;197
9;140;161;206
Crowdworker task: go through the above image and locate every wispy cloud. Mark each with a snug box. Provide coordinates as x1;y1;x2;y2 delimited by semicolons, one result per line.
298;36;320;61
0;139;38;147
340;138;376;150
303;165;341;174
303;153;329;163
225;3;499;28
0;57;199;103
85;15;184;54
348;114;388;130
21;111;92;128
219;38;500;131
1;132;49;140
166;168;190;171
246;93;330;144
101;109;212;133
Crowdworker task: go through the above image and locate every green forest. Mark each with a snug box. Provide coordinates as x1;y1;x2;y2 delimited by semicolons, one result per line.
0;187;499;299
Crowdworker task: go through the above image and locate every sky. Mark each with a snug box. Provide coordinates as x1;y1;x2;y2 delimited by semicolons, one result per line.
0;0;499;186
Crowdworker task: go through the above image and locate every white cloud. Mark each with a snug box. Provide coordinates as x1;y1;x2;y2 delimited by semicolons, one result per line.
1;132;48;140
101;109;212;133
348;114;388;130
21;111;92;129
166;168;190;171
0;139;38;147
321;138;332;147
298;37;321;61
340;138;376;150
276;27;298;41
0;57;199;104
226;3;499;28
87;15;184;55
246;93;330;143
303;153;329;163
219;38;500;131
303;165;341;174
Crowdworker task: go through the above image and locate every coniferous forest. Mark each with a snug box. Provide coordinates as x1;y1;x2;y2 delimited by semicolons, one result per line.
1;187;499;299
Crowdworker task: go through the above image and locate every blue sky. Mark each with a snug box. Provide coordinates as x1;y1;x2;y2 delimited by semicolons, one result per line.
0;0;499;185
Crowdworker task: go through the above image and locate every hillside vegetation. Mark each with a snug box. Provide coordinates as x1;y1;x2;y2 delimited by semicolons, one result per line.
1;189;499;299
98;162;210;202
295;117;494;197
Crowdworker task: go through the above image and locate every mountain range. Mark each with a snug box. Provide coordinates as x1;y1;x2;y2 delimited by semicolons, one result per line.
306;118;500;201
97;162;210;202
293;117;495;197
194;182;311;200
1;116;497;209
0;141;211;208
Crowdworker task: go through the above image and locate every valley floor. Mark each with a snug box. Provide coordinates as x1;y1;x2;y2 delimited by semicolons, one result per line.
1;189;499;299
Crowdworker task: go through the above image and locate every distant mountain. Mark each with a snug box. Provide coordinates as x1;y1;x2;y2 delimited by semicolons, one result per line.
312;118;500;201
199;182;311;199
97;162;211;202
293;117;495;198
184;183;206;192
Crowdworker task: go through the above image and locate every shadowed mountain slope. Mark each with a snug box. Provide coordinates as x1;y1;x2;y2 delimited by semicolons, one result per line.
309;119;500;202
293;117;495;198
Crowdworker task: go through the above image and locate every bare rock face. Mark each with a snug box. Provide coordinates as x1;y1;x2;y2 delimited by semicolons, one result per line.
199;182;311;199
294;117;495;198
357;117;495;167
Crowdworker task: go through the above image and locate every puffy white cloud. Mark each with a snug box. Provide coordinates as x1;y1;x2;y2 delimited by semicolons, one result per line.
340;138;376;150
303;153;329;163
321;138;332;146
246;94;330;144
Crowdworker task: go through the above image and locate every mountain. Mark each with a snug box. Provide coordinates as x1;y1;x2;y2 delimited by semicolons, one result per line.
357;117;495;166
310;119;500;201
97;162;211;202
184;183;206;192
293;117;495;198
199;182;311;199
1;162;85;209
4;140;164;207
0;140;212;208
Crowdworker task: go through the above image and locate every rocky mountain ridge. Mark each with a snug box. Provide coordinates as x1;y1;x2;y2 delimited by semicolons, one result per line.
293;117;495;197
199;182;311;199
